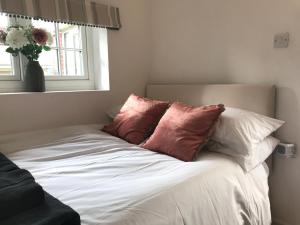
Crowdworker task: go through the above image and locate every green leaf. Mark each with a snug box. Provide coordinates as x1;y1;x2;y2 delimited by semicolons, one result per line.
6;47;16;54
6;47;19;57
43;46;51;51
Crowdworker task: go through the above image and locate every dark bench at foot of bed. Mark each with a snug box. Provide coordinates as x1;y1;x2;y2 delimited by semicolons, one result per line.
0;153;81;225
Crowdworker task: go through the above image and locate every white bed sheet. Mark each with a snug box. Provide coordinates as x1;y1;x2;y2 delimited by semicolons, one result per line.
3;125;271;225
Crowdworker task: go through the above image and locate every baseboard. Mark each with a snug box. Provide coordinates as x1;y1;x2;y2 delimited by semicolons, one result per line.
272;218;290;225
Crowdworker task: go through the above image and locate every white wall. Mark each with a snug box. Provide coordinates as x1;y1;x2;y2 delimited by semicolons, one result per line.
150;0;300;224
0;0;150;135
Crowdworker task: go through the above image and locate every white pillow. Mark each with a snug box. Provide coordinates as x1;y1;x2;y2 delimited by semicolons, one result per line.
250;136;280;170
213;107;284;154
208;136;280;171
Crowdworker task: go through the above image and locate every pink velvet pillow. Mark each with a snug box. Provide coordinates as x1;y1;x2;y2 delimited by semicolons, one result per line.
143;102;225;161
102;94;169;144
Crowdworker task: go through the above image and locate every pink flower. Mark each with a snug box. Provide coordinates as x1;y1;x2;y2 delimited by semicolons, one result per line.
0;29;7;44
32;28;48;45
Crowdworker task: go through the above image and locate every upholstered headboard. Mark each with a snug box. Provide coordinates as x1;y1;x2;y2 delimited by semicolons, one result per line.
147;84;276;117
147;84;276;170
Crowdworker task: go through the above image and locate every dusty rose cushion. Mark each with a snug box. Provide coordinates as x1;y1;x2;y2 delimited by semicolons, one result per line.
102;94;169;144
143;103;225;161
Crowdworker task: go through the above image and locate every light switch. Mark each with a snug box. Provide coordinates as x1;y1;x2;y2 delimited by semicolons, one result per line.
274;32;289;48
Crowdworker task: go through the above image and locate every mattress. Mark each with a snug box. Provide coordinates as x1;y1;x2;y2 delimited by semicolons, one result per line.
2;125;271;225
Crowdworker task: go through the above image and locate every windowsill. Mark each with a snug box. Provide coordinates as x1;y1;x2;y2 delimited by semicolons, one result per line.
0;89;110;96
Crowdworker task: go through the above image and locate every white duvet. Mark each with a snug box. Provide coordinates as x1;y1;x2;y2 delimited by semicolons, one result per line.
2;125;271;225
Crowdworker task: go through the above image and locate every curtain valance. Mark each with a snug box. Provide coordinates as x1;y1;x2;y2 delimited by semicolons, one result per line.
0;0;121;29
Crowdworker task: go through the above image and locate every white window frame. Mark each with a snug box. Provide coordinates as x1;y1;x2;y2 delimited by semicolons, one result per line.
41;23;89;80
44;25;95;91
0;51;22;81
0;16;22;82
0;15;110;93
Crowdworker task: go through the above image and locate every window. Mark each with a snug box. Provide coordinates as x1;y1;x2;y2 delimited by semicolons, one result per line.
0;44;13;76
32;20;87;79
0;15;21;81
0;15;109;92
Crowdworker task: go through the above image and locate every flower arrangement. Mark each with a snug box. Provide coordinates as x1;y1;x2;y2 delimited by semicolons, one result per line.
0;25;53;61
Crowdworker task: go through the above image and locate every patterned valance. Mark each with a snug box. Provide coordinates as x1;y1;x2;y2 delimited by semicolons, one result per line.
0;0;121;30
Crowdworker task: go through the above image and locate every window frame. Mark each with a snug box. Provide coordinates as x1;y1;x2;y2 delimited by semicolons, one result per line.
0;15;109;93
0;16;22;81
30;20;90;80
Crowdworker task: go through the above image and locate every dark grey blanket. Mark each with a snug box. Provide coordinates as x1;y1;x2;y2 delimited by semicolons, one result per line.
0;153;81;225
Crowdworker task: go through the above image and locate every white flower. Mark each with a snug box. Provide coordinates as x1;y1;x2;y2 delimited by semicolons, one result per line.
46;32;53;46
5;28;29;50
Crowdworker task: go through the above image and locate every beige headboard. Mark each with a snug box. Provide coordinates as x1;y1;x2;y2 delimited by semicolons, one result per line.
147;84;276;117
147;84;276;170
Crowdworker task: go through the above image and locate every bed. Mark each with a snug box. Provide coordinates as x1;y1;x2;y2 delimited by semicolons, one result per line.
1;84;275;225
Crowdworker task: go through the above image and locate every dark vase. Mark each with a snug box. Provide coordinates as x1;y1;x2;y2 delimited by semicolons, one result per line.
24;60;45;92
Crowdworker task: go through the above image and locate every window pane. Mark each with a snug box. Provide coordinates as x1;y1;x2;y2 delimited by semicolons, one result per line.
39;50;59;76
0;14;8;28
23;19;86;77
0;15;14;76
60;50;83;76
59;24;82;49
0;46;14;76
32;20;57;47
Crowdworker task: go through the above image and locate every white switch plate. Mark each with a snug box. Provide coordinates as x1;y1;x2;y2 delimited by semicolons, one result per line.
274;32;289;48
